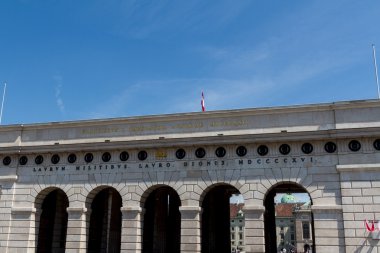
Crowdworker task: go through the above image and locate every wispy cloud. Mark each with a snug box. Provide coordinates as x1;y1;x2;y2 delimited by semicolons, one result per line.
85;40;362;119
104;1;251;39
79;0;377;120
85;76;275;119
85;31;365;120
53;75;65;115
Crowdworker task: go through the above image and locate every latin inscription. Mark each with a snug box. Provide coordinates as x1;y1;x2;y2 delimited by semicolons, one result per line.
76;164;127;171
31;156;314;174
33;167;66;172
184;160;226;167
238;157;313;165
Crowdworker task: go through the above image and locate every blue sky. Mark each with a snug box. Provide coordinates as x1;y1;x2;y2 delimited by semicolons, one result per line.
1;0;380;124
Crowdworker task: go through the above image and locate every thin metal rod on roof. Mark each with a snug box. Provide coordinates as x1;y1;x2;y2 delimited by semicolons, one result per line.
0;82;7;125
372;44;380;99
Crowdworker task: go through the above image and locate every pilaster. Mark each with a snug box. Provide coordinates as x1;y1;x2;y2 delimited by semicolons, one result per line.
243;205;265;253
9;207;37;253
65;207;88;253
179;206;201;253
120;206;143;253
0;176;17;252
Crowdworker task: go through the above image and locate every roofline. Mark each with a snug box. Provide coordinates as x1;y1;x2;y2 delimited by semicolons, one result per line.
1;99;380;131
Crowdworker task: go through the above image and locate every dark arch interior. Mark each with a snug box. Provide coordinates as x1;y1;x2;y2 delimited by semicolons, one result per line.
264;183;314;253
37;189;69;253
142;186;181;253
201;185;239;253
88;188;122;253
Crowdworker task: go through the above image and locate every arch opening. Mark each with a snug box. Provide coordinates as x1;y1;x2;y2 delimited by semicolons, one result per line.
201;184;243;253
264;183;314;253
142;186;181;253
87;187;122;253
36;189;69;253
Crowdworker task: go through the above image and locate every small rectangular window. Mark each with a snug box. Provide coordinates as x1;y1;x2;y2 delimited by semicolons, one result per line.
302;222;310;239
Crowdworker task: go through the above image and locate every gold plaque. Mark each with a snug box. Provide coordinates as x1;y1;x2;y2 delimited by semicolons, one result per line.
155;150;167;159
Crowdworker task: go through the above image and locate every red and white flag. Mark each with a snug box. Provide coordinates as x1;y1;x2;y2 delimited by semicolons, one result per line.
201;91;205;112
365;219;375;232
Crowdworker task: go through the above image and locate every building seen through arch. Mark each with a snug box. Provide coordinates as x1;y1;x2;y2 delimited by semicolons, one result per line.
265;184;315;253
274;193;313;253
230;199;245;253
1;100;380;252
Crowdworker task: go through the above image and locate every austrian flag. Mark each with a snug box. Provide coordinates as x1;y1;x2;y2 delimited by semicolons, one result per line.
201;92;205;112
365;219;375;232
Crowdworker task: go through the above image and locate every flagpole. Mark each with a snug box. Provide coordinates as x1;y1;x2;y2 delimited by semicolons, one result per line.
201;91;205;112
0;82;7;125
372;44;380;99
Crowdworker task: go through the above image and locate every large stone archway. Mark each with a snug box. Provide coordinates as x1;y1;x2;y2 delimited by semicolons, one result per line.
87;187;122;253
142;185;181;253
35;188;69;253
201;184;241;253
264;183;314;253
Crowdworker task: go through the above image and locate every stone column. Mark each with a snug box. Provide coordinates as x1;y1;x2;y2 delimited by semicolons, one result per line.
65;207;88;253
243;205;265;253
179;206;201;253
120;206;143;253
311;205;344;253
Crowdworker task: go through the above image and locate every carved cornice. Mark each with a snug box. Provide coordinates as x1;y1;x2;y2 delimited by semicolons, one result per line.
336;164;380;172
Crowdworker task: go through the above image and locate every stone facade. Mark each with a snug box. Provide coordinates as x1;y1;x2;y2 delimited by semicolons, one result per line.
0;100;380;252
